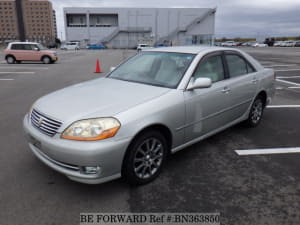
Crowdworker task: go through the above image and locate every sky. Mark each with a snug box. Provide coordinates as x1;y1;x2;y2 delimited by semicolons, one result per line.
49;0;300;40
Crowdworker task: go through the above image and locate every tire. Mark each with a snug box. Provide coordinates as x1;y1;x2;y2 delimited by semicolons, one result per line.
245;97;264;127
6;56;15;64
122;130;168;185
42;56;51;64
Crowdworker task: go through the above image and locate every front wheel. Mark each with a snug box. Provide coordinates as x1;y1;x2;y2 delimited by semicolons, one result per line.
122;130;168;185
42;56;51;64
245;97;264;127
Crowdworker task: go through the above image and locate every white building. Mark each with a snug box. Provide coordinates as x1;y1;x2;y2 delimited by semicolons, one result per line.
64;7;216;48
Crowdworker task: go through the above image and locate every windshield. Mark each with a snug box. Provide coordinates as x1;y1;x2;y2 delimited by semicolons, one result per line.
37;44;47;50
108;52;195;88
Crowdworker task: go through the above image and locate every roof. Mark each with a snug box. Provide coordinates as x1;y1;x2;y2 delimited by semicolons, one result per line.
8;42;40;45
144;46;234;54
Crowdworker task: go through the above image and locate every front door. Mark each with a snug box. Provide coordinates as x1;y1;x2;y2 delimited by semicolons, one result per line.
183;52;232;142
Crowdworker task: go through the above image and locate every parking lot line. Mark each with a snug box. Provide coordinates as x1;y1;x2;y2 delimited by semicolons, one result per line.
267;105;300;108
235;147;300;156
0;72;35;74
277;76;300;79
0;66;48;70
288;87;300;89
276;78;300;86
267;64;297;67
0;78;14;81
275;69;300;72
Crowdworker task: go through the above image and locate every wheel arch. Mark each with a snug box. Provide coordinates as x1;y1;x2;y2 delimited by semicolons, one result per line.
5;54;16;60
121;123;173;174
256;90;267;107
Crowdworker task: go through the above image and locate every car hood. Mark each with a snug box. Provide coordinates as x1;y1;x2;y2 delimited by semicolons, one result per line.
34;78;170;124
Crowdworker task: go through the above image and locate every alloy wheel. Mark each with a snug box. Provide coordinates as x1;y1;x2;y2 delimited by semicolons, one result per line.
133;137;164;179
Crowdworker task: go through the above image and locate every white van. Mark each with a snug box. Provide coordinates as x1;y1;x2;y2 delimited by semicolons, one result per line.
61;42;80;50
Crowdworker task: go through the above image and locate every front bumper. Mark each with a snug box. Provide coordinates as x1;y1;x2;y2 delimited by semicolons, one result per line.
23;114;131;184
51;56;58;61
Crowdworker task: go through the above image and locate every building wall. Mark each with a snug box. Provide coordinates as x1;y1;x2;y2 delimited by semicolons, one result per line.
0;0;56;45
53;10;57;39
64;7;216;48
23;0;55;43
0;0;19;43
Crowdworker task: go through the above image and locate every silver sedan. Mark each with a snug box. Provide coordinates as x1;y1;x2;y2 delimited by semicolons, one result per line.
23;46;275;185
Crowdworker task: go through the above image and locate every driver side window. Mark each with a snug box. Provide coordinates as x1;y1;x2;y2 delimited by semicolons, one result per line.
193;55;225;83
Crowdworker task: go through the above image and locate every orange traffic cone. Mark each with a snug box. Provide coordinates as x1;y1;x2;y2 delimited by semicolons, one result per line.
95;59;102;73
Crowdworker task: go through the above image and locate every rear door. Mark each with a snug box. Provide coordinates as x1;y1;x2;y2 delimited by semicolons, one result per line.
10;44;25;60
223;51;259;121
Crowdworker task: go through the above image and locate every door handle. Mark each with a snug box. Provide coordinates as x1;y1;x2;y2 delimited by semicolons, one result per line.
221;87;231;94
251;78;258;84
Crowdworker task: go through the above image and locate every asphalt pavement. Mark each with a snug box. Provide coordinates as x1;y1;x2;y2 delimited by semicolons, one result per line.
0;47;299;225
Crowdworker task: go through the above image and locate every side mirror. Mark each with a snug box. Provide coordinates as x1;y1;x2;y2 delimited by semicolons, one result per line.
33;47;39;51
187;77;212;90
110;67;116;72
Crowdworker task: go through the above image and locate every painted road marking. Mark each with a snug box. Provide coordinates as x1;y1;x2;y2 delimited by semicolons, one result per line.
288;87;300;89
0;78;14;81
0;66;48;70
235;147;300;156
275;69;300;72
267;64;296;67
267;105;300;108
277;76;300;79
275;86;284;90
276;79;300;86
0;72;35;74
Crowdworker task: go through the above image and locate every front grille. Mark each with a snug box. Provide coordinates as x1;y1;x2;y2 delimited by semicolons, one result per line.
30;109;62;137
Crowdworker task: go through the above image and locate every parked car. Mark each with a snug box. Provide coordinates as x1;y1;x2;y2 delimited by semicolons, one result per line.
60;42;80;50
252;42;268;47
241;42;252;47
137;43;152;51
214;42;222;46
86;44;106;50
221;41;237;47
279;41;295;47
295;41;300;47
4;42;57;64
284;41;296;47
23;46;275;185
273;41;283;47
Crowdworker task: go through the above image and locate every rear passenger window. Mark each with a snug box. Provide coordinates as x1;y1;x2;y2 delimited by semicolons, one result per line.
11;44;24;50
226;55;248;77
193;55;224;82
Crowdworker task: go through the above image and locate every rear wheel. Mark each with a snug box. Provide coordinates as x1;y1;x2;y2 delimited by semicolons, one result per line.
122;130;168;185
6;56;15;64
245;97;264;127
42;56;51;64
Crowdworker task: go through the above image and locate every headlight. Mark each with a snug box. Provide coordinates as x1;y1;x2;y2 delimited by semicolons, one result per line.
61;118;120;141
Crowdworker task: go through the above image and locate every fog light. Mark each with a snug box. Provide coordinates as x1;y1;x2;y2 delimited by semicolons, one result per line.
82;166;101;174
